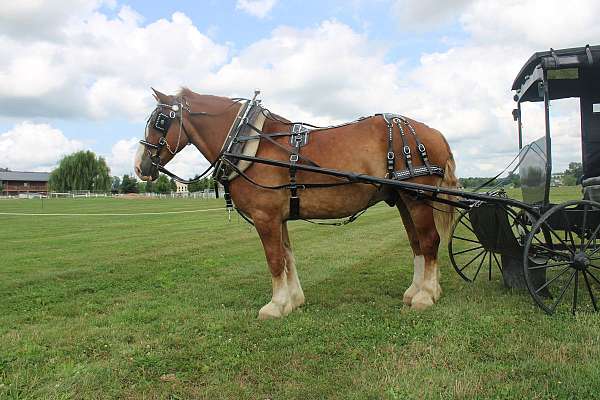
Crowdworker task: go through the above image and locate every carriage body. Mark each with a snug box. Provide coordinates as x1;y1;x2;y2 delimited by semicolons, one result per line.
448;45;600;314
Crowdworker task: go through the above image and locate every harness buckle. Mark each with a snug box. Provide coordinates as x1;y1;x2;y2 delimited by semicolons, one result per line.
169;110;176;119
158;137;167;146
403;146;411;155
387;151;395;160
418;143;426;153
290;154;299;163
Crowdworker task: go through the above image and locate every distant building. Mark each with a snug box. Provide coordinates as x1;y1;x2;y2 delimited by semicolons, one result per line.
0;171;51;195
175;181;188;193
551;172;564;186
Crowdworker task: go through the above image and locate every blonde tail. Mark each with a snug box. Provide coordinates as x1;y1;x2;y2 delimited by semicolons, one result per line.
433;155;458;242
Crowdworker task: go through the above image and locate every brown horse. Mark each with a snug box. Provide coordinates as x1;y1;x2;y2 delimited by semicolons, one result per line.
135;88;458;319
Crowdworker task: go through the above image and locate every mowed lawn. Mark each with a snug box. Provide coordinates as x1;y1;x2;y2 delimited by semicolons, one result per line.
2;188;600;399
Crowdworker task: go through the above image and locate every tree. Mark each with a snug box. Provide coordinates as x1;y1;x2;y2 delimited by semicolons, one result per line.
119;175;138;193
155;175;172;194
170;178;177;192
145;180;156;193
137;181;147;193
49;151;111;192
188;177;214;192
563;162;583;186
111;176;121;193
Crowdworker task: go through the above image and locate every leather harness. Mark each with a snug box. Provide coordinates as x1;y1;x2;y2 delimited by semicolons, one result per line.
141;97;445;222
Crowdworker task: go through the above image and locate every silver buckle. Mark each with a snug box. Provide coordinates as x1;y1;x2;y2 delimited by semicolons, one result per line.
387;152;395;160
290;154;299;162
403;146;411;155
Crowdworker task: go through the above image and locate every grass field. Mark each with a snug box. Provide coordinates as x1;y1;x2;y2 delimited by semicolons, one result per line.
2;187;600;399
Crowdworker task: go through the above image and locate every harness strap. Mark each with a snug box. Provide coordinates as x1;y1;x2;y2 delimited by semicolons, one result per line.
394;118;414;177
400;117;432;175
385;119;396;178
288;136;301;220
246;123;320;167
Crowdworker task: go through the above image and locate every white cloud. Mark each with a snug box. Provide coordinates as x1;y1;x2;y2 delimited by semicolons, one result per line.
236;0;278;18
0;7;228;120
391;0;475;29
0;122;84;171
106;137;139;177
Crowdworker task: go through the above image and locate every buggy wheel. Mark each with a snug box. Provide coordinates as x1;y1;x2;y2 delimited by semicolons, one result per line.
523;200;600;315
448;210;503;282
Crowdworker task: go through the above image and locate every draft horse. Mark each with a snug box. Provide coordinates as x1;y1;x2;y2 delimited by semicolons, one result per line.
135;88;458;319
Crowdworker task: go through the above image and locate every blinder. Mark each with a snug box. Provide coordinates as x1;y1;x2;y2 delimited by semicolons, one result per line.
139;102;185;176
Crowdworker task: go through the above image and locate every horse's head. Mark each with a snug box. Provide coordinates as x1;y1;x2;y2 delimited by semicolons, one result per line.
135;88;191;181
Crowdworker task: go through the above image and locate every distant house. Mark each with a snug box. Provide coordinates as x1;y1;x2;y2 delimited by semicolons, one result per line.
0;171;51;195
175;181;188;193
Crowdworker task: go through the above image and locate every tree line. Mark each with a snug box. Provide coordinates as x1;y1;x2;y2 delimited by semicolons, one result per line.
47;150;214;194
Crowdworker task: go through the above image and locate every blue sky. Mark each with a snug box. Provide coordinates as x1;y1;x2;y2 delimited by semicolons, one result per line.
0;0;597;178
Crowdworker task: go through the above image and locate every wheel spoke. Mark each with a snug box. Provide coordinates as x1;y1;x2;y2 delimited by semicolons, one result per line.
550;271;576;313
572;270;579;315
546;222;575;255
580;204;589;251
535;267;570;294
530;243;571;260
492;252;503;273
453;245;484;256
453;235;481;244
588;270;600;287
582;271;598;312
488;251;492;281
527;261;573;270
472;251;487;281
562;210;577;249
459;249;487;272
459;218;476;235
585;223;600;251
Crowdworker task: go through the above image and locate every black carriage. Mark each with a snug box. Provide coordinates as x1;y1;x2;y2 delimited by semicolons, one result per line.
448;44;600;314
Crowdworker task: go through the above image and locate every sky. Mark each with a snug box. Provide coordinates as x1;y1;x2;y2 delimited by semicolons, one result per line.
0;0;599;179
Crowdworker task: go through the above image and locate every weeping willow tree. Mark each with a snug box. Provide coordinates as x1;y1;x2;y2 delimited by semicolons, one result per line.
49;151;111;192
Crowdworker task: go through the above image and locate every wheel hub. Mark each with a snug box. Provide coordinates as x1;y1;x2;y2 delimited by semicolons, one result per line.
572;251;590;270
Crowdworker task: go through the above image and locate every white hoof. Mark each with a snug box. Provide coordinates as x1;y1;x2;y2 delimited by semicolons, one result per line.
403;284;420;306
291;290;305;309
258;301;292;320
411;290;435;311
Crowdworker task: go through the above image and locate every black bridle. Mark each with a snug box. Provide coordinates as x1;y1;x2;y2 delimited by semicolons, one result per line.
139;97;246;184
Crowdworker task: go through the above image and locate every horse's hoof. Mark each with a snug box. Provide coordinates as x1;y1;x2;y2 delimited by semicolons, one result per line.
403;284;419;306
410;290;434;311
291;292;305;309
434;284;443;302
258;301;292;320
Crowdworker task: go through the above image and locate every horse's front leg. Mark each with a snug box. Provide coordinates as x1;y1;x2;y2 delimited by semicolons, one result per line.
253;214;294;319
282;222;305;309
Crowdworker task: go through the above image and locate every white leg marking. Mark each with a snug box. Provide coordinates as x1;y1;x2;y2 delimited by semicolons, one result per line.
411;259;441;310
403;255;424;306
258;270;293;320
285;250;305;309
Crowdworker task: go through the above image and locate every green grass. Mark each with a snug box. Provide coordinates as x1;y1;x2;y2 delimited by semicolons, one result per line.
1;189;600;399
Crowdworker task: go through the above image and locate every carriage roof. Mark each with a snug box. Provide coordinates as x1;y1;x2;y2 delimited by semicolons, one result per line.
512;44;600;103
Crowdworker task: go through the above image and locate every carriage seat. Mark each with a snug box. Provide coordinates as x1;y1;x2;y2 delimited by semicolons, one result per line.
582;177;600;202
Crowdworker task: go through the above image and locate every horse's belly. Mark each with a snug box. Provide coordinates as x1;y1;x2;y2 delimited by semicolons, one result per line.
297;184;386;219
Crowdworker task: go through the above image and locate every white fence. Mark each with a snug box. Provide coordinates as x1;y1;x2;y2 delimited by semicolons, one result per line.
1;190;217;200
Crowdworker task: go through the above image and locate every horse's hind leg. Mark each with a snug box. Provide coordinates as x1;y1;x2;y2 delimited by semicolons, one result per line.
282;222;305;309
253;213;294;319
403;198;442;310
397;200;424;306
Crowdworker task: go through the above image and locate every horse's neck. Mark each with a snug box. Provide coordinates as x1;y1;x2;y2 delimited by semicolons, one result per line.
188;97;240;163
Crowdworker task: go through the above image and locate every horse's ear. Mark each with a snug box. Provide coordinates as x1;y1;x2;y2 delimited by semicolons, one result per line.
151;87;168;103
